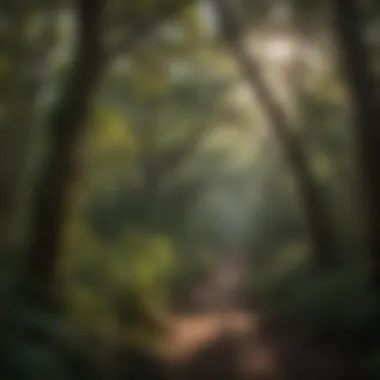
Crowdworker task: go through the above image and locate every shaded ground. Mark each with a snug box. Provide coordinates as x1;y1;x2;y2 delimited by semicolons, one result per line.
158;253;362;380
163;311;278;380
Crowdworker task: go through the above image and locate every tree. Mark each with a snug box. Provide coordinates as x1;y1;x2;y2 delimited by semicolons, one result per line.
332;0;380;291
214;0;336;269
23;0;105;299
23;0;199;297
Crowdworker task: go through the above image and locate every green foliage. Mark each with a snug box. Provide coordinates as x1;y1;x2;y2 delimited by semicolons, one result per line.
254;241;378;356
0;301;99;380
1;0;379;378
63;227;176;346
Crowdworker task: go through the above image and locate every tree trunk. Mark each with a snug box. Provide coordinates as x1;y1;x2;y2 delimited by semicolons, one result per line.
23;0;104;297
332;0;380;291
21;0;202;299
215;0;336;270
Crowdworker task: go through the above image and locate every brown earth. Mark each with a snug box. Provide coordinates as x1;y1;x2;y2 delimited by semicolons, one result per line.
157;254;362;380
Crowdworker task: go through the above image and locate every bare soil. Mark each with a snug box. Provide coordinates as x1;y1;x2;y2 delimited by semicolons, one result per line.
158;255;363;380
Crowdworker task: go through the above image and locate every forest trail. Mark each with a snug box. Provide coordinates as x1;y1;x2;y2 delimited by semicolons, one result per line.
159;253;355;380
160;254;281;380
163;310;279;380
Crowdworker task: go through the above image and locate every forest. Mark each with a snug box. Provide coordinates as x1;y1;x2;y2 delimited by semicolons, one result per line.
0;0;379;379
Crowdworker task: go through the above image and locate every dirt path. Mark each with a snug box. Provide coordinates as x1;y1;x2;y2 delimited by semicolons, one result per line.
162;311;279;380
158;253;358;380
159;255;282;380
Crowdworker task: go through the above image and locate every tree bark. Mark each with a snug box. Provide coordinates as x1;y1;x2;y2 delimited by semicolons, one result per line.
24;0;105;293
332;0;380;290
215;0;336;269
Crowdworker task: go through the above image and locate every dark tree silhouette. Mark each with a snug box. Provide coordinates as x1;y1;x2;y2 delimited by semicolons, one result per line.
23;0;197;299
332;0;380;291
215;0;336;270
24;0;105;297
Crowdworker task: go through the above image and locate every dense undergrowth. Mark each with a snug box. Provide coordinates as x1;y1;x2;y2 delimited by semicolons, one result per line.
251;241;380;378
